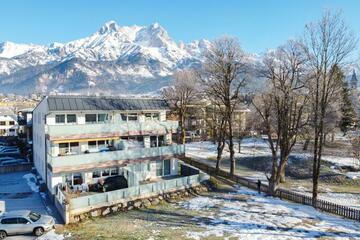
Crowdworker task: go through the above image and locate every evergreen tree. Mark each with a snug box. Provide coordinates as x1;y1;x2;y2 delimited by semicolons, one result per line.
338;66;358;134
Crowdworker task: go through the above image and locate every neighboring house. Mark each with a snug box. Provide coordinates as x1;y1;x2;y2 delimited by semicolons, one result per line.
185;99;250;140
32;96;207;205
0;108;18;137
17;108;33;145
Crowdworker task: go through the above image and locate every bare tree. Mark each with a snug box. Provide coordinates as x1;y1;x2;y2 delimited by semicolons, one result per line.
199;37;248;176
253;40;309;195
350;136;360;169
302;11;358;206
162;70;198;144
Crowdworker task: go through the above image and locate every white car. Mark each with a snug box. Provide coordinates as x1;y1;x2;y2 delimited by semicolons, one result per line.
0;210;55;239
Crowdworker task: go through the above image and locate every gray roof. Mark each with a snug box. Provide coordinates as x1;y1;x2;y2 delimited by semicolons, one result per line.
46;96;169;111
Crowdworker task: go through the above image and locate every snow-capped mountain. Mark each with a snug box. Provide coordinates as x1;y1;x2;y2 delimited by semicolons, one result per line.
0;21;212;95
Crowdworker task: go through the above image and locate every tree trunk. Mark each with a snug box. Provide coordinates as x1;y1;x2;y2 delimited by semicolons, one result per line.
238;138;241;153
228;121;235;176
303;138;310;151
280;168;286;183
180;114;186;144
215;140;225;173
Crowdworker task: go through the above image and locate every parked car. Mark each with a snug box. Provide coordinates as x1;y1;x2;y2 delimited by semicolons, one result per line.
0;210;55;239
0;159;26;166
0;149;19;154
0;146;17;151
97;175;128;192
0;157;16;163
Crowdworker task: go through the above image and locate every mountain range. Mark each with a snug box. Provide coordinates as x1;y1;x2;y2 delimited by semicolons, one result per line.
0;21;357;95
0;21;213;95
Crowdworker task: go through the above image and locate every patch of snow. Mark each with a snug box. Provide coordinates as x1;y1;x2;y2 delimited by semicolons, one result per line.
180;187;360;239
37;230;64;240
346;171;360;179
22;173;39;192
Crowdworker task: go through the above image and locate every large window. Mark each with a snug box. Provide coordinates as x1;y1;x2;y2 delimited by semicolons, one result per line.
163;159;171;175
9;121;15;125
98;114;108;122
67;114;77;123
58;142;79;155
0;121;5;125
92;168;119;179
145;112;160;121
121;113;138;121
85;114;97;123
55;114;65;124
85;113;108;123
156;160;163;176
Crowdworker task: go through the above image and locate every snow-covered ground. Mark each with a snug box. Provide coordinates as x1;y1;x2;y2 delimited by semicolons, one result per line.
185;138;360;210
178;187;360;240
185;137;271;160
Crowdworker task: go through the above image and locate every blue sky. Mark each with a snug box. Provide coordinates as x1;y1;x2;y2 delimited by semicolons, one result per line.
0;0;359;54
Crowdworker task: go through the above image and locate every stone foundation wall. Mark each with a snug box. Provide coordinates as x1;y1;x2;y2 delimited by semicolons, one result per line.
69;184;210;223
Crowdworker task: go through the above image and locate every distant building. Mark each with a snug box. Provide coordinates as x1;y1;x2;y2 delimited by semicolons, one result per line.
0;108;18;137
184;99;250;140
17;108;33;145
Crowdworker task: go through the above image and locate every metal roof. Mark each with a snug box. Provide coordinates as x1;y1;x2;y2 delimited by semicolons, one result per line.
46;96;169;111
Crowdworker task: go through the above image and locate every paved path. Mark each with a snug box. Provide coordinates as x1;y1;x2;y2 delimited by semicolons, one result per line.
0;171;62;239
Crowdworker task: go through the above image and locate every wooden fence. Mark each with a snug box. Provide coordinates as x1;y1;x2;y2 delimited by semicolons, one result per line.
182;157;360;221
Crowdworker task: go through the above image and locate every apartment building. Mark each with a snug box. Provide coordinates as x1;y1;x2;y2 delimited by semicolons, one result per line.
32;95;189;198
0;108;18;137
185;99;250;140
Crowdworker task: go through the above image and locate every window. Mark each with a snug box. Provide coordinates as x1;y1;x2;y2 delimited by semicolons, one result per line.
85;114;97;123
28;212;41;222
156;160;163;176
88;141;97;149
163;159;171;175
59;143;69;155
128;113;138;121
121;114;127;121
9;121;15;125
121;113;138;121
55;114;65;124
93;171;101;178
145;113;152;120
153;113;160;121
85;113;108;123
70;142;79;153
9;129;15;132
17;218;30;224
1;218;18;224
102;169;110;177
145;113;160;121
110;168;118;175
98;140;106;148
67;114;77;123
98;114;108;122
0;121;5;125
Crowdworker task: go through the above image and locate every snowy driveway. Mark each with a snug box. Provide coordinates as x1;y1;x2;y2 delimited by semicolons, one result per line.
0;171;62;240
178;187;360;239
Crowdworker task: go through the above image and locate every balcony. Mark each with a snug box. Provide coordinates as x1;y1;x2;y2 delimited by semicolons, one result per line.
46;120;178;141
48;145;185;174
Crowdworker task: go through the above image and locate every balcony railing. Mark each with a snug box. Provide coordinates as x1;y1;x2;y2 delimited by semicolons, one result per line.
46;120;178;140
48;145;185;172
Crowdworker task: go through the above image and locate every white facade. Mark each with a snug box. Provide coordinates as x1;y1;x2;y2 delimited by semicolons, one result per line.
0;113;18;137
33;96;182;196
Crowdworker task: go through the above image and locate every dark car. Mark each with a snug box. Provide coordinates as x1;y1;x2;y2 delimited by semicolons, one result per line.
97;175;128;192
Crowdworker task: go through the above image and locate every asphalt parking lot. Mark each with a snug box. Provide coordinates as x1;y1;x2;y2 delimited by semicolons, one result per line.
0;171;62;239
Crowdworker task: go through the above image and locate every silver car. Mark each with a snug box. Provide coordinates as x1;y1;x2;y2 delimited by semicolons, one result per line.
0;210;55;239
